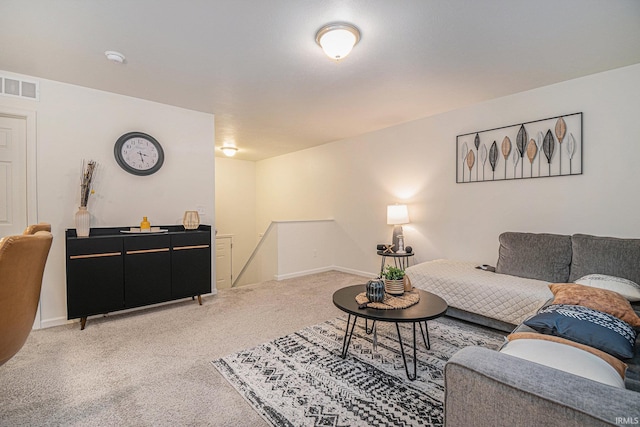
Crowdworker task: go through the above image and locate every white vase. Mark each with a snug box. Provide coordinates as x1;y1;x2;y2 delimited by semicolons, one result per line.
75;206;90;237
182;210;200;230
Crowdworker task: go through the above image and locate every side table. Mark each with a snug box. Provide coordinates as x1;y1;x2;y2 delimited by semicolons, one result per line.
377;250;414;276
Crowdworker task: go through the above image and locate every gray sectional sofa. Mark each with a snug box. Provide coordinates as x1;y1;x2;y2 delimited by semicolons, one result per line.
407;232;640;426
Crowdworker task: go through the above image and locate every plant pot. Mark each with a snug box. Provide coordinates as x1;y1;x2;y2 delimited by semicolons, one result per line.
384;279;404;295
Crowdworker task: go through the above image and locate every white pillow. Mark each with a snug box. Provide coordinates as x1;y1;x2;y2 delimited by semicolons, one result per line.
575;274;640;301
499;338;625;388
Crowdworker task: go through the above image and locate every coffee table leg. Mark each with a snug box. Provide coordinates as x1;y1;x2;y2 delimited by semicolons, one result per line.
341;314;358;359
395;322;418;381
364;319;376;334
419;321;430;350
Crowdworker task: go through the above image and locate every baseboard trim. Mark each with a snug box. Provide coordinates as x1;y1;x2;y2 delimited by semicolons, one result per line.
275;266;335;280
275;265;375;281
332;265;376;278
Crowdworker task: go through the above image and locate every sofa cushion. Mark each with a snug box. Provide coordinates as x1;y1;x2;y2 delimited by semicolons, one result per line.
495;232;572;283
569;234;640;285
499;337;626;388
575;274;640;302
507;331;627;379
523;304;637;359
549;283;640;328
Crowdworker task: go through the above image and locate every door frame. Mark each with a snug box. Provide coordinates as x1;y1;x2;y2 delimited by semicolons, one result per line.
1;106;39;326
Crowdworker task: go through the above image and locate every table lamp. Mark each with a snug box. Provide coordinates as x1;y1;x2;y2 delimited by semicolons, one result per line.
387;204;409;253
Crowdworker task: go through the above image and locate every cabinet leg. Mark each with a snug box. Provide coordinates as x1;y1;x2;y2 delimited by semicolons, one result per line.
197;295;202;305
80;317;87;330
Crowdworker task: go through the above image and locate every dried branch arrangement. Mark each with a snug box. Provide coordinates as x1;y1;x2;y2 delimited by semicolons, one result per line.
80;160;97;207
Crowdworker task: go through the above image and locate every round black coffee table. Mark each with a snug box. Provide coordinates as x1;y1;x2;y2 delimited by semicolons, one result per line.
333;284;448;380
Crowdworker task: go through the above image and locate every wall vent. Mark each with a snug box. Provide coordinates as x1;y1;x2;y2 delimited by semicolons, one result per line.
0;75;40;101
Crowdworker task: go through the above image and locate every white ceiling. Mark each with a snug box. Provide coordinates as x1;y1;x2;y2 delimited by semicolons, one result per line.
1;0;639;161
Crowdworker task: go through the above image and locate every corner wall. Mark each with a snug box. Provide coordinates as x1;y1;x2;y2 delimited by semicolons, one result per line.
214;157;257;282
0;71;215;327
256;64;640;276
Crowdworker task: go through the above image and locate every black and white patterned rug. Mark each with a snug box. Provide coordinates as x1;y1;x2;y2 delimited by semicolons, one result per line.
212;316;505;427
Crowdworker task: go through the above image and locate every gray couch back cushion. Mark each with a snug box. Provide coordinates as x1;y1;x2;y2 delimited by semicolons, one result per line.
496;232;572;283
569;234;640;285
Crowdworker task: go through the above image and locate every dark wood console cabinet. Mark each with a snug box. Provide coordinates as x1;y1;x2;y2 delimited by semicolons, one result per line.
66;225;211;329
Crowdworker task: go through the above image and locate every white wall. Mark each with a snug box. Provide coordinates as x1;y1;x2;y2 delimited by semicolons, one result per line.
0;71;215;328
256;64;640;276
214;157;257;282
275;220;336;279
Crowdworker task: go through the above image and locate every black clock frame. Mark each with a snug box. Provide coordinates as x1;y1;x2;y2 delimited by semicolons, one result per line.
114;131;165;176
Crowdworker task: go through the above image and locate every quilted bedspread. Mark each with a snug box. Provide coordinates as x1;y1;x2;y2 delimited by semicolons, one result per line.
406;259;553;326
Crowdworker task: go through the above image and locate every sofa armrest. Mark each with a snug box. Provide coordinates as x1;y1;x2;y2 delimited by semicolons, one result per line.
445;347;639;427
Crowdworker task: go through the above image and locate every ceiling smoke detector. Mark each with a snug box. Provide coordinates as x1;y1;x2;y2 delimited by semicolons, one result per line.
105;51;126;64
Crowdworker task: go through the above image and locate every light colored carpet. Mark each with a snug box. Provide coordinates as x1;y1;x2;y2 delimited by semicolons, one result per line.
0;271;367;426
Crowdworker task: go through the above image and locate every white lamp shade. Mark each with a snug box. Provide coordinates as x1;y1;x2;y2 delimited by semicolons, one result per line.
316;23;360;61
387;204;409;225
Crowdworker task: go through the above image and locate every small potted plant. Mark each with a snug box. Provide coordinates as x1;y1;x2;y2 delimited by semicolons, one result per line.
382;265;405;295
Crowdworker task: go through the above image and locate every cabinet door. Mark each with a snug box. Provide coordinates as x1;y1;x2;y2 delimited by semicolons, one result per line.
171;232;211;299
124;234;171;308
66;237;124;319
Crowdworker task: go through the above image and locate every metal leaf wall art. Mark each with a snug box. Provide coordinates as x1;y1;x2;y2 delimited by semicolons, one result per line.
489;141;498;180
526;138;537;177
501;136;511;180
456;112;582;183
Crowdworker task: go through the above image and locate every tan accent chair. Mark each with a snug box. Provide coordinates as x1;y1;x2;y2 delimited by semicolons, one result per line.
0;223;53;366
23;222;52;235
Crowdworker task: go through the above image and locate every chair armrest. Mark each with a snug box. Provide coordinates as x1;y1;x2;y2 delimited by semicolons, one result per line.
444;346;639;427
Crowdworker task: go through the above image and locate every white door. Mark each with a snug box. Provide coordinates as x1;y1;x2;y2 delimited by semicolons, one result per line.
216;236;233;290
0;114;28;238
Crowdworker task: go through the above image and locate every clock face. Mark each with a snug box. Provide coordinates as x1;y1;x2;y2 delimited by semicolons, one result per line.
114;132;164;175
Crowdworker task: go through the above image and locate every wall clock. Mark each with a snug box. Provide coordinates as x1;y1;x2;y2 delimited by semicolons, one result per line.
114;132;164;176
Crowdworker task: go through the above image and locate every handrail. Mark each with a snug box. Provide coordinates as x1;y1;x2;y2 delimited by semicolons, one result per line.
232;221;276;288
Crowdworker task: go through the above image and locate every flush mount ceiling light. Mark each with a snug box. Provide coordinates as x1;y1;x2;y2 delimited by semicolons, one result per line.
220;146;238;157
104;50;126;63
315;22;360;61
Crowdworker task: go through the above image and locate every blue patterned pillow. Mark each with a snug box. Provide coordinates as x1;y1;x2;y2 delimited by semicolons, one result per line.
524;304;637;359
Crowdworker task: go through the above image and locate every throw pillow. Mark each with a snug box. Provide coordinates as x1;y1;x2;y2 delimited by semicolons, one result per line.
549;283;640;328
507;332;627;378
575;274;640;302
499;337;626;388
523;304;637;359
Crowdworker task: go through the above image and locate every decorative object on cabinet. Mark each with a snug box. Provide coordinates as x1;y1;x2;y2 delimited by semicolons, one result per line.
456;112;582;183
75;160;97;237
114;132;164;176
182;210;200;230
65;225;211;330
140;216;151;231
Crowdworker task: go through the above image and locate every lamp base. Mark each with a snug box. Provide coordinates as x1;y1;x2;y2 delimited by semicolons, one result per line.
392;225;405;253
